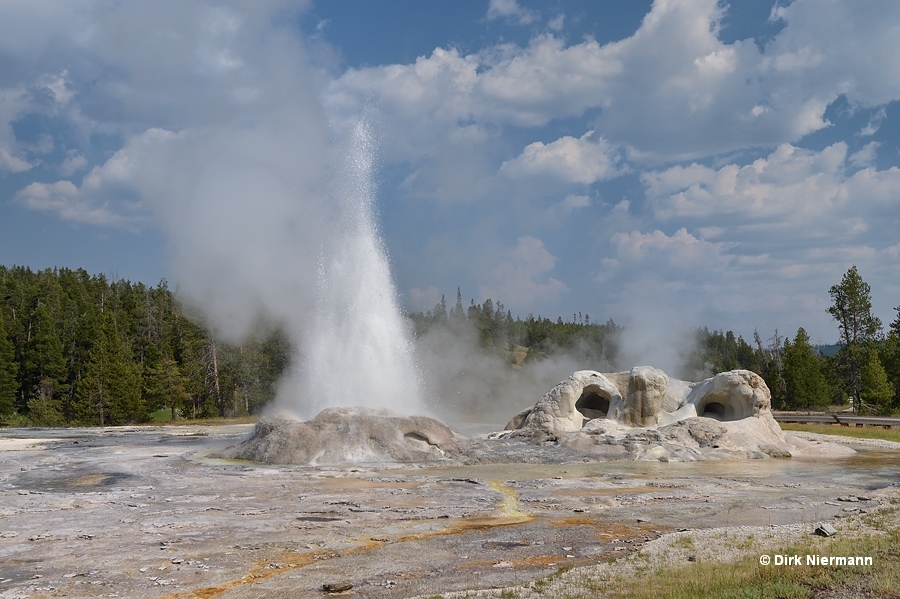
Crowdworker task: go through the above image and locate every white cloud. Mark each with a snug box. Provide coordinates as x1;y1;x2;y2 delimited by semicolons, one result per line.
537;193;593;225
768;0;900;108
11;130;176;228
557;193;591;213
547;13;565;32
38;70;73;105
850;142;879;168
643;143;846;221
642;142;900;248
627;143;900;339
14;180;135;228
486;0;538;25
60;150;89;176
500;131;622;184
325;35;621;146
480;236;569;310
608;228;733;273
859;107;887;137
0;87;31;172
0;147;31;173
327;0;900;167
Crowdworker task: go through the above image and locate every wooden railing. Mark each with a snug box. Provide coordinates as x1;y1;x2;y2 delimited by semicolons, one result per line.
772;411;900;429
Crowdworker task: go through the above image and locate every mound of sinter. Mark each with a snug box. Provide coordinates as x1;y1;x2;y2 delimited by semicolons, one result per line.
503;368;842;461
220;407;461;465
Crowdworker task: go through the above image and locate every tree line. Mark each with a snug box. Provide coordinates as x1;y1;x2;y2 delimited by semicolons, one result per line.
0;265;288;426
410;267;900;415
2;264;897;426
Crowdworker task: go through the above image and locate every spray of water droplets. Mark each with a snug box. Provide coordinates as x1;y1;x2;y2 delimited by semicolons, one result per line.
280;119;425;418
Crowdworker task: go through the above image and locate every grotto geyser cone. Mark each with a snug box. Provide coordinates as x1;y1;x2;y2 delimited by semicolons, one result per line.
502;367;856;461
219;407;461;465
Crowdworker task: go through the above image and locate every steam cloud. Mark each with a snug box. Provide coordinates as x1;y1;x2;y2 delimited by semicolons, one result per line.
112;4;423;419
89;3;705;425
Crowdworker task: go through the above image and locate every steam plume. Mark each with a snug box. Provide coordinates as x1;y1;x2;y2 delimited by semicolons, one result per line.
118;7;423;418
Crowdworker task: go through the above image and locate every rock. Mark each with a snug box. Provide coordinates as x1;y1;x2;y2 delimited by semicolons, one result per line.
624;366;668;427
322;582;353;593
686;370;771;421
508;368;777;432
814;523;837;537
664;418;726;448
217;408;461;465
502;367;814;460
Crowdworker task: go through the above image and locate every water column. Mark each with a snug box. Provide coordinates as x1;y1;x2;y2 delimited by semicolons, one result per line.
294;119;425;418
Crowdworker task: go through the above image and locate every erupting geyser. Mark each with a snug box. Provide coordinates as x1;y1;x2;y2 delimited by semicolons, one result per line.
281;120;425;419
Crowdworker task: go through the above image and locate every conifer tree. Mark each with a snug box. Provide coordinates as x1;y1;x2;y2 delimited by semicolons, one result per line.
860;349;894;415
881;328;900;412
21;302;67;413
144;357;191;420
0;310;18;416
782;328;831;411
76;311;144;425
827;266;883;411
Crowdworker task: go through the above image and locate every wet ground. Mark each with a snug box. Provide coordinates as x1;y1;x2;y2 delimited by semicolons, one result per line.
1;425;898;598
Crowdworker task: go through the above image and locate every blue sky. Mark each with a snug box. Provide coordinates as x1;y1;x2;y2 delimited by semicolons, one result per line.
2;0;899;347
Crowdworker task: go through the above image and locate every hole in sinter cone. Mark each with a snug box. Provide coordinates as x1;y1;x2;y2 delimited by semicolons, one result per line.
404;431;432;444
697;398;749;421
702;402;727;419
575;388;610;421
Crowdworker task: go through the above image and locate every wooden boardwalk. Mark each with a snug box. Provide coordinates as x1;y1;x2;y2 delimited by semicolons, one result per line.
773;411;900;429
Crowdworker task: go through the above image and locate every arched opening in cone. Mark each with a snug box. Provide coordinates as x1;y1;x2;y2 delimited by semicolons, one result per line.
576;385;611;421
696;396;748;421
702;402;727;419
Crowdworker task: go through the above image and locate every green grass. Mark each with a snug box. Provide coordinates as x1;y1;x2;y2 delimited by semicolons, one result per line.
780;422;900;443
510;531;900;599
487;499;900;599
610;532;899;599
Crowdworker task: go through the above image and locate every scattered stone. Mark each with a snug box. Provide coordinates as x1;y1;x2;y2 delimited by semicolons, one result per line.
837;495;859;502
814;523;837;537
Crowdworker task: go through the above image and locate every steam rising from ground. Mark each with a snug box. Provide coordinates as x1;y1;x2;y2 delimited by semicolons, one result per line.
414;323;615;431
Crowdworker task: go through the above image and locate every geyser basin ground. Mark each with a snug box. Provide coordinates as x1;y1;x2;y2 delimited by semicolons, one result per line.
2;426;900;598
